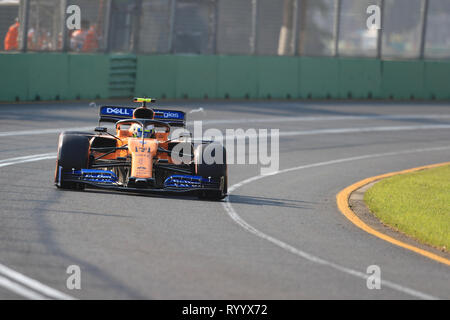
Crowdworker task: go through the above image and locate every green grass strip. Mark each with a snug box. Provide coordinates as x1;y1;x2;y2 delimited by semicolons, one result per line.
364;165;450;251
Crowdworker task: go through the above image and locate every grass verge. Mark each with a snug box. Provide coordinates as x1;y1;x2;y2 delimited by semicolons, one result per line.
364;165;450;251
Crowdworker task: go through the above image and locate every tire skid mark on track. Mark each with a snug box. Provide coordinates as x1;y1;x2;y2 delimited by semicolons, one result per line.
223;146;450;300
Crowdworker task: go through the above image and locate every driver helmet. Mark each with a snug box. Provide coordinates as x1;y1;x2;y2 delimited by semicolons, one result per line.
131;125;155;138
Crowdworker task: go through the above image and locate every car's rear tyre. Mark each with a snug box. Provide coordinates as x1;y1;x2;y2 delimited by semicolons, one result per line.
194;143;228;200
54;133;90;190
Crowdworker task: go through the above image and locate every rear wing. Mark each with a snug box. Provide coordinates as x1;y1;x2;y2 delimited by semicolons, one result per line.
153;109;186;127
99;106;134;123
99;106;186;127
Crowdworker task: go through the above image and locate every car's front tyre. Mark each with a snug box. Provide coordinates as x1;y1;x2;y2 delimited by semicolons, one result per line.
194;143;228;200
54;133;90;190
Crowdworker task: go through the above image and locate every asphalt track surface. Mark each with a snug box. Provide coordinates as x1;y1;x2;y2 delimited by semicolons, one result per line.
0;100;449;299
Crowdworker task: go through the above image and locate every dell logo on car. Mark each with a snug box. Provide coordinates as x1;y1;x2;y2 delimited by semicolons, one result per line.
105;107;132;116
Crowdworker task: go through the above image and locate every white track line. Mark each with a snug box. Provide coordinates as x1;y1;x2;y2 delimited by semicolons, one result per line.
194;114;450;126
270;124;450;137
0;154;74;300
1;125;450;166
1;114;450;137
1;132;449;299
0;275;47;300
0;153;56;168
0;127;92;137
212;124;450;141
0;264;74;300
223;146;450;300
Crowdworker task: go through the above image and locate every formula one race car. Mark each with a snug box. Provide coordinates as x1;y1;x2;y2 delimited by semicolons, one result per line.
54;98;227;200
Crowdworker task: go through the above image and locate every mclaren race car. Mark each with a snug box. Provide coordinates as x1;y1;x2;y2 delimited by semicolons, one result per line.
54;98;227;200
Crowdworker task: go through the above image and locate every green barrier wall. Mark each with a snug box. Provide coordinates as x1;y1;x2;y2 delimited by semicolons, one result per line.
0;53;109;102
68;54;109;100
423;61;450;100
217;56;257;99
258;56;299;99
176;55;218;99
299;57;339;99
135;55;177;99
27;53;69;101
381;60;425;100
338;58;381;99
0;53;29;101
1;53;450;102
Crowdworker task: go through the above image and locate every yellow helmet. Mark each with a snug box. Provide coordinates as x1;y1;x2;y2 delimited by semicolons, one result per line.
132;125;155;138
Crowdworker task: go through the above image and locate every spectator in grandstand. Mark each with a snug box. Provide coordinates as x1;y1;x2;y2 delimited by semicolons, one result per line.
27;28;36;50
70;20;89;52
82;23;99;52
4;18;19;51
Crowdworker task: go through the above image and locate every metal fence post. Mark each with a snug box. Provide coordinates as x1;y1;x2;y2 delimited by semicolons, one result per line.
131;0;143;54
250;0;258;55
377;0;384;59
168;0;177;53
279;0;296;56
333;0;342;57
212;0;219;54
297;0;308;56
292;0;299;56
20;0;30;52
104;0;112;53
60;0;68;52
419;0;429;59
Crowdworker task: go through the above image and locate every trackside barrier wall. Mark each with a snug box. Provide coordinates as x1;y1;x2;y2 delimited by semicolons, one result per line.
423;61;450;100
135;55;177;99
135;55;450;101
381;61;425;100
300;57;339;99
69;54;109;100
1;53;450;102
0;53;109;102
0;53;29;102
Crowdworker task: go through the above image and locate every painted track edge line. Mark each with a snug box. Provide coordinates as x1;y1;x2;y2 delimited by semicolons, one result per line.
0;264;76;300
336;162;450;267
1;148;448;299
0;275;47;300
0;154;74;300
223;146;450;300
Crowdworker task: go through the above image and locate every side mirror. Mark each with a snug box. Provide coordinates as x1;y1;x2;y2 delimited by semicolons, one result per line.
95;127;107;133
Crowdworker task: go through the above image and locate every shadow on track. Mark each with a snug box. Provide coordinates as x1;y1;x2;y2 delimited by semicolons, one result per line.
228;194;314;210
28;190;148;299
57;187;316;210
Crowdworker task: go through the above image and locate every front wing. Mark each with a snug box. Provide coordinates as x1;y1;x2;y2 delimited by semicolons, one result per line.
60;169;223;195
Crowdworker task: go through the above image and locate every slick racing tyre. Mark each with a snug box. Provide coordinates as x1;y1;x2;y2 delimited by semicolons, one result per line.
54;133;90;190
194;143;228;200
